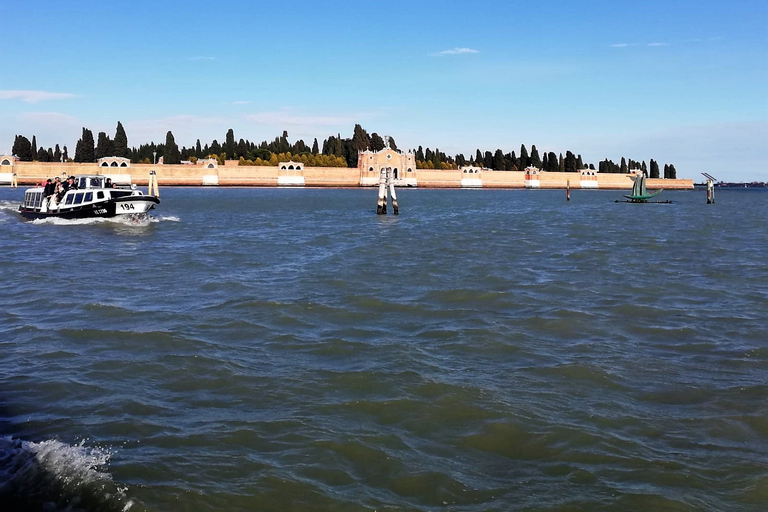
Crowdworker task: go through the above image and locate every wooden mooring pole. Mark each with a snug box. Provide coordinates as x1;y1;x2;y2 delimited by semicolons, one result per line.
702;173;716;204
566;179;570;201
376;167;399;215
148;169;160;198
377;168;387;214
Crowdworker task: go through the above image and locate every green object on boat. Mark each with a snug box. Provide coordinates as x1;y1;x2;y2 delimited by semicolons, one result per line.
623;173;663;202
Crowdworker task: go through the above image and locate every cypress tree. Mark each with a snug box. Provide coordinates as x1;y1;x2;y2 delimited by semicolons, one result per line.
530;145;541;168
74;128;95;162
547;152;557;172
12;135;33;161
96;132;110;159
564;151;577;172
650;159;660;178
164;131;180;164
493;149;505;170
620;157;628;174
113;121;128;157
54;144;61;162
558;153;565;172
669;164;677;179
388;136;398;151
312;138;319;154
62;146;69;161
519;144;529;168
370;133;385;152
483;151;493;169
352;124;370;152
32;136;37;158
225;129;236;159
195;139;202;158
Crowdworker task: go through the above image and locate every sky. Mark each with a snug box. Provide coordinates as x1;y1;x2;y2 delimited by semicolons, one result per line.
1;0;766;182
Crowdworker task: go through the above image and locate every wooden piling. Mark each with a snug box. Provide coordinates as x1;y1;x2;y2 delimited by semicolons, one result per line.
148;170;160;198
707;180;715;204
389;175;398;215
377;168;387;214
566;179;570;201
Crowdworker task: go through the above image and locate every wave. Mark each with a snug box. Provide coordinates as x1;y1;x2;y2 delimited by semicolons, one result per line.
25;214;178;227
0;436;136;512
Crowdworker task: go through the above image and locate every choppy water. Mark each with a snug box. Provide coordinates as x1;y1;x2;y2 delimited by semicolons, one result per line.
1;186;766;511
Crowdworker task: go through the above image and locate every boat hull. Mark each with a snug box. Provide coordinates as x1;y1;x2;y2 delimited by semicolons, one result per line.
18;196;159;220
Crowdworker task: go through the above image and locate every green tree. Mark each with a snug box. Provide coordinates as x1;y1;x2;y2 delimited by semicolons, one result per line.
113;121;128;157
530;145;541;168
547;152;557;172
53;144;61;162
95;131;113;159
312;138;319;154
12;135;33;161
388;136;398;151
32;135;37;158
352;124;370;152
668;164;677;179
225;129;236;159
519;144;529;169
564;151;577;172
74;128;95;163
493;149;505;170
650;159;660;178
164;131;180;164
370;133;385;152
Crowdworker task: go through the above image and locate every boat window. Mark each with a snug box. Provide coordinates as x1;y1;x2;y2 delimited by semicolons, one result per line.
85;192;93;202
79;178;87;189
91;178;101;187
97;191;104;199
74;193;84;204
65;194;75;205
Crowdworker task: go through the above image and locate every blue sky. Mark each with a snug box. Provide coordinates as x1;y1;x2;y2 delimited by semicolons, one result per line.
1;0;766;181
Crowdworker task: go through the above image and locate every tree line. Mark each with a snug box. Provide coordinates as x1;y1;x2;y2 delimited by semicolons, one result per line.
9;122;676;178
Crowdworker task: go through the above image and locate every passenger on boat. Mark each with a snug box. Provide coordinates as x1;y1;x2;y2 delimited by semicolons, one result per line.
43;179;54;197
105;178;113;188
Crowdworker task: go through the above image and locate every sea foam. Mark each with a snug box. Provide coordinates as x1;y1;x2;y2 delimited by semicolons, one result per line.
0;436;134;512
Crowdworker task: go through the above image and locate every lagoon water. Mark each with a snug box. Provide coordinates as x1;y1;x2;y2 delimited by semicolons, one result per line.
0;186;767;511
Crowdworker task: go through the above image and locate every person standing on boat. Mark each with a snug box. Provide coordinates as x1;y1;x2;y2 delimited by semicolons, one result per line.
43;179;54;197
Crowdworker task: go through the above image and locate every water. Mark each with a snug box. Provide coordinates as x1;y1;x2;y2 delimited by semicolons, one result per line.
1;186;766;511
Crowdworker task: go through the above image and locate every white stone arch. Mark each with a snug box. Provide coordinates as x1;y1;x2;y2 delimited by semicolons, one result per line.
0;157;13;166
100;162;109;167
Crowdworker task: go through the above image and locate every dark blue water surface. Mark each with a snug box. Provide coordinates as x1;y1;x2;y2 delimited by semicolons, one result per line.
1;186;767;511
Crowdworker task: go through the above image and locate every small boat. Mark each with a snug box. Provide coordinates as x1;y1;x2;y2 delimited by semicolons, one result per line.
622;173;663;203
18;175;159;220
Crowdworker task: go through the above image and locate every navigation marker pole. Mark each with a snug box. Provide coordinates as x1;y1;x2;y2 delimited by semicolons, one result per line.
148;170;160;198
566;179;570;201
702;173;716;204
389;168;399;215
377;167;387;214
